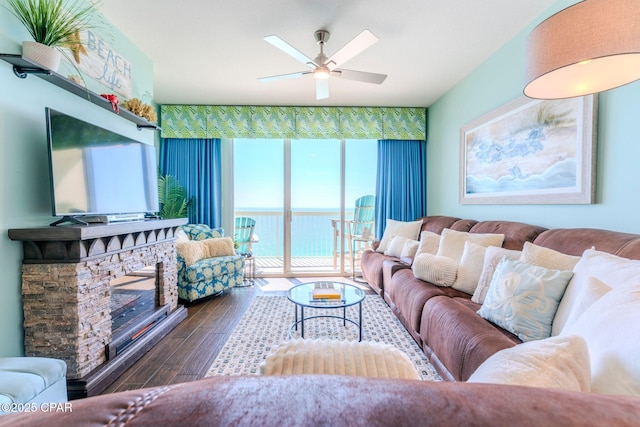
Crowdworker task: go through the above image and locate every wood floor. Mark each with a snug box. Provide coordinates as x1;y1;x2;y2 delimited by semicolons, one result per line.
102;285;262;394
103;277;374;394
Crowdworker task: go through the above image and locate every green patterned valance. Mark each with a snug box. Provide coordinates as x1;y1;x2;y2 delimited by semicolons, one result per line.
160;105;426;140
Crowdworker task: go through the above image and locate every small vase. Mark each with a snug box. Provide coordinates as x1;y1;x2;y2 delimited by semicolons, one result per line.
22;41;61;72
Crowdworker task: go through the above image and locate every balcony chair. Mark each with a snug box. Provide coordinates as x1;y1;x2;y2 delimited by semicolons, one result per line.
234;217;257;255
175;224;245;303
332;195;376;273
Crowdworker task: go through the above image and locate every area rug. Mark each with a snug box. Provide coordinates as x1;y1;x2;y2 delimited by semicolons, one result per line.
205;295;442;381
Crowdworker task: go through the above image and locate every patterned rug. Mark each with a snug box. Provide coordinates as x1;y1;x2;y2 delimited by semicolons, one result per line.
205;295;442;381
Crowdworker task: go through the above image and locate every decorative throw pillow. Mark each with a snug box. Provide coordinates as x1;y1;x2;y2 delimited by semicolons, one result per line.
176;240;209;266
436;229;504;263
477;258;573;342
203;237;236;257
411;253;458;287
385;235;411;258
520;242;580;271
451;242;488;295
472;247;522;304
400;239;420;258
562;287;640;396
560;276;611;331
175;228;190;244
376;219;423;254
415;231;441;256
552;248;640;336
467;335;591;392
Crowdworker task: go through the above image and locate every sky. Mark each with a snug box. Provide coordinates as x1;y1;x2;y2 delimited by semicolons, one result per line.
234;139;377;210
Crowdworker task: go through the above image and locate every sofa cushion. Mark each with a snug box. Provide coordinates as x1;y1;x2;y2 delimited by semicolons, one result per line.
563;287;640;396
181;224;224;241
411;253;458;287
184;255;244;283
561;277;611;331
415;231;440;256
472;246;522;304
478;258;573;342
467;335;590;392
388;269;467;342
400;239;420;258
552;248;640;335
0;357;67;406
436;229;504;263
376;219;423;253
202;237;236;257
452;242;488;295
177;240;209;266
177;237;236;266
384;236;413;258
420;296;519;381
520;242;580;271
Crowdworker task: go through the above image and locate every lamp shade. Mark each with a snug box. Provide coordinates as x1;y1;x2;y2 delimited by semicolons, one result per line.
524;0;640;99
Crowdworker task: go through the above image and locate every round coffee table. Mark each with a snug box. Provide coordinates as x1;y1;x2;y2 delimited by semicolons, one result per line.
287;281;365;341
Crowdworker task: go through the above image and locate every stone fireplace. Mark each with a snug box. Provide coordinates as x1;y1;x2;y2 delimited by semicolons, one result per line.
9;218;188;398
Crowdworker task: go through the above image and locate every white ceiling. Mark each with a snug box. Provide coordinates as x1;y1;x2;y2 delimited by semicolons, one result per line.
99;0;555;107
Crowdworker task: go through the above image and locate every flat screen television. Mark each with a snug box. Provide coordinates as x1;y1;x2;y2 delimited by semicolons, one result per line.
46;108;159;225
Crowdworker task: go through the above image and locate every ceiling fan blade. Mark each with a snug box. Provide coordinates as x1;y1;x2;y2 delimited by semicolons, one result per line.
326;29;379;70
263;35;317;68
258;71;311;82
316;79;329;100
333;69;387;84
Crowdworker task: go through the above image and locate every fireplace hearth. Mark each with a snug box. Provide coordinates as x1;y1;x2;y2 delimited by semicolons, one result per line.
9;218;188;399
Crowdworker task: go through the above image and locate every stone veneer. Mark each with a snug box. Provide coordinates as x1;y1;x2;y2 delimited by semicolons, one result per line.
8;219;187;385
21;241;178;378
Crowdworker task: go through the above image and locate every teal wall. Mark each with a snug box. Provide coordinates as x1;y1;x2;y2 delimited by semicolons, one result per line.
427;0;640;233
0;1;155;356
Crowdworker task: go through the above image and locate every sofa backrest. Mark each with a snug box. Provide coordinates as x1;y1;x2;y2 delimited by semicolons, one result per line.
470;221;548;251
418;216;545;252
533;228;640;260
418;215;640;260
417;216;477;235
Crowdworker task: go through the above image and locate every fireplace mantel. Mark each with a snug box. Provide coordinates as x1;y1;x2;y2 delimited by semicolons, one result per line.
9;218;188;398
9;218;187;263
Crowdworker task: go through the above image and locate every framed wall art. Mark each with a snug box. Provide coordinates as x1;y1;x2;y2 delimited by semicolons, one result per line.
459;95;597;204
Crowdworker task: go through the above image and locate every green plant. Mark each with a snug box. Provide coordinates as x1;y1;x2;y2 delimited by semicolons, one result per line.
6;0;99;47
157;173;194;219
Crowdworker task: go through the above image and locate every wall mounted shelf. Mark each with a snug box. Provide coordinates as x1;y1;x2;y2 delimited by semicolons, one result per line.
0;54;160;131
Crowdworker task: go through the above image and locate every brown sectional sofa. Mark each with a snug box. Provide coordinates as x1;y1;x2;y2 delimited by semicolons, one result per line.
361;215;640;381
5;215;640;425
3;375;640;426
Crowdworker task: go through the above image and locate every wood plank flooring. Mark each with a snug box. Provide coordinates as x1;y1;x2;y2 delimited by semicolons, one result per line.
103;277;374;395
102;285;260;394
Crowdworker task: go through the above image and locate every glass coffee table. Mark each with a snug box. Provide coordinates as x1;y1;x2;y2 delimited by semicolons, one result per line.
287;281;365;341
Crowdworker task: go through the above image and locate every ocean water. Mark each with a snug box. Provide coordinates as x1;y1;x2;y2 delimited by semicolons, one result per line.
236;208;356;257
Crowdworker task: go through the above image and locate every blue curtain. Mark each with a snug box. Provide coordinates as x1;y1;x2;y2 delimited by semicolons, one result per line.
159;138;222;227
375;140;427;238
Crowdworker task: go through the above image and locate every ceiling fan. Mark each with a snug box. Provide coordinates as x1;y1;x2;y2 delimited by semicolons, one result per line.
258;29;387;100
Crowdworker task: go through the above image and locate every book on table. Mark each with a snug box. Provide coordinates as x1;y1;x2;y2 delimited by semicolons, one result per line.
310;282;343;301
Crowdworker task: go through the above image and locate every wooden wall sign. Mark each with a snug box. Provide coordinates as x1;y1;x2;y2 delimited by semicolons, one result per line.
72;30;133;98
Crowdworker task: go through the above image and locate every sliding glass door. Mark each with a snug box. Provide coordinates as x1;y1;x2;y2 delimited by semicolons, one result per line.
233;138;376;276
290;139;341;274
233;139;285;274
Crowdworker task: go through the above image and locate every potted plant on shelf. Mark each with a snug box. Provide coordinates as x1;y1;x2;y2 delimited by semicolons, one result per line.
5;0;99;72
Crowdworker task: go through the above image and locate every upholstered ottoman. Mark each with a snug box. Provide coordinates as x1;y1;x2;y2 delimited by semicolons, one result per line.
0;357;67;415
260;339;420;380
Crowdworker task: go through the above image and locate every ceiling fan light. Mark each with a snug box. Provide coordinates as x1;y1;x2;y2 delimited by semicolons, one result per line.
524;0;640;99
314;66;331;80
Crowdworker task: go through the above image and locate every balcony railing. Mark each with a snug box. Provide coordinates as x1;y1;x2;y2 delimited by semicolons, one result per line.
234;209;359;273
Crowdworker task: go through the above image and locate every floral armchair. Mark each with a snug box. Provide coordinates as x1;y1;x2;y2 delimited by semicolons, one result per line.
176;224;245;302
